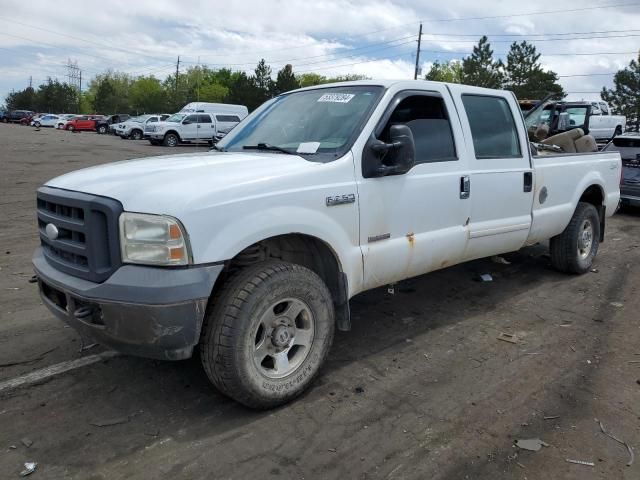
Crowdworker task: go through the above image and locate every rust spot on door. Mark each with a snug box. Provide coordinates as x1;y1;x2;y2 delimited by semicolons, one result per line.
406;232;415;246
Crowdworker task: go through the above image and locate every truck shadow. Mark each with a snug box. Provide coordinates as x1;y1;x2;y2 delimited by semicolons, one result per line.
20;244;574;444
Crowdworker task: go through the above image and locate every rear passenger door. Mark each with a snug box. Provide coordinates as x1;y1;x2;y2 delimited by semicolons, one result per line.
197;114;214;142
448;86;534;260
358;88;471;290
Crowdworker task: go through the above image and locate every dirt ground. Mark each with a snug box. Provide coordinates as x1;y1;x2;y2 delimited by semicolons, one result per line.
1;123;639;480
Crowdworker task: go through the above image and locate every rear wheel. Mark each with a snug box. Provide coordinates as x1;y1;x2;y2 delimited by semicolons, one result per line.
200;261;335;409
66;125;75;132
550;202;600;274
163;132;179;147
149;139;160;145
97;125;107;134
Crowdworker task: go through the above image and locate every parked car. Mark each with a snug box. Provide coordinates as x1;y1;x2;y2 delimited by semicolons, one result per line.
63;115;104;132
95;114;131;134
55;114;76;129
32;80;620;408
114;114;169;140
602;133;640;207
146;104;247;146
32;114;63;128
3;110;34;123
525;98;626;142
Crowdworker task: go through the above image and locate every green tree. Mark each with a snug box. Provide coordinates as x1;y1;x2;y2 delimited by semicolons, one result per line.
5;86;36;110
274;64;299;95
425;60;463;83
227;71;263;111
601;52;640;131
253;58;274;103
504;41;564;99
298;73;328;87
462;36;504;88
129;76;167;113
327;73;369;82
89;72;132;113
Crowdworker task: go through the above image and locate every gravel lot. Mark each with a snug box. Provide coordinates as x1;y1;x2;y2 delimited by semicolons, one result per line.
1;123;639;479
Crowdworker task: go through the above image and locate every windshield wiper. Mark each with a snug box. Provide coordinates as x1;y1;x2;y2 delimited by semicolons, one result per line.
242;143;295;155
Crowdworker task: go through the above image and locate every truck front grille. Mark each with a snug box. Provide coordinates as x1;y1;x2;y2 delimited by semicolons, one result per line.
36;187;123;283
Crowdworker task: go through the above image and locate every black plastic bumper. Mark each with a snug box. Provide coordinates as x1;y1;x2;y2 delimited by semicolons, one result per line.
33;247;223;360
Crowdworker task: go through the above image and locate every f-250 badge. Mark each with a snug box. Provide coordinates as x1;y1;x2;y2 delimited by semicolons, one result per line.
326;194;356;207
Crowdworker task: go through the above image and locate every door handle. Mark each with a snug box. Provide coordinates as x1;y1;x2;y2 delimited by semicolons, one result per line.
460;176;470;199
197;125;201;128
523;172;533;192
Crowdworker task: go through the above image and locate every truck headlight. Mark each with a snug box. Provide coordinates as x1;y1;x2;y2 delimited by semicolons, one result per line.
119;213;191;266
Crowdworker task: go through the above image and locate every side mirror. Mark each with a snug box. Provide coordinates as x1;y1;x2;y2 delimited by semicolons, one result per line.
366;124;416;177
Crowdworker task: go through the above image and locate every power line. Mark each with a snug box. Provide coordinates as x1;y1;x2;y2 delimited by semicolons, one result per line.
421;28;640;38
420;33;640;43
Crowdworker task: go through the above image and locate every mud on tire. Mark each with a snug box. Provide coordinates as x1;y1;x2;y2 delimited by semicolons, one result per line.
200;260;335;409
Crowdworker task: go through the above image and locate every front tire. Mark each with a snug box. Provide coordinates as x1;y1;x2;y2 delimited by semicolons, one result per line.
163;132;179;147
66;125;74;132
97;125;107;134
200;261;335;409
131;129;142;140
550;202;600;274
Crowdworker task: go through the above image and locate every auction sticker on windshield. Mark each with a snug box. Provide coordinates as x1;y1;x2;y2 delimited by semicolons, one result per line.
317;93;355;103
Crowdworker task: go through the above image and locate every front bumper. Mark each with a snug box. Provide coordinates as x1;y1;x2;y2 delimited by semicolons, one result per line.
33;247;223;360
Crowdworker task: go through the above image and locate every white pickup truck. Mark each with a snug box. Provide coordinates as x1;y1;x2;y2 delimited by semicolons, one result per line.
33;80;621;408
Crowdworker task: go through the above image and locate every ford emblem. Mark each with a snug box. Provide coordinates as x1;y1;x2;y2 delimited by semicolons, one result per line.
45;223;59;240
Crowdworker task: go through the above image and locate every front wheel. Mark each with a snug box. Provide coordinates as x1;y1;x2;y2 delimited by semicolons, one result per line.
130;129;142;140
200;261;335;409
97;125;107;134
163;132;179;147
66;125;74;132
550;202;600;274
33;121;41;128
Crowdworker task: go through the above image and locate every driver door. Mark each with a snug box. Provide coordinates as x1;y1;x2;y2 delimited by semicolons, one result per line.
181;114;199;140
357;88;471;290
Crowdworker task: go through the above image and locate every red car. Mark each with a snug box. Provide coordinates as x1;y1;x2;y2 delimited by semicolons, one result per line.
63;115;104;132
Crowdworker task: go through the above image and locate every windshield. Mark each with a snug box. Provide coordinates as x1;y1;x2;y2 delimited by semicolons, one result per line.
218;85;383;161
129;115;150;123
166;114;186;123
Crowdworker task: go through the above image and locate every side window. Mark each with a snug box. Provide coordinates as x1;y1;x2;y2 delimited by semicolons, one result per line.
462;95;521;159
185;114;199;123
566;107;588;129
147;117;157;123
198;114;212;123
379;95;457;164
216;115;241;123
600;102;609;115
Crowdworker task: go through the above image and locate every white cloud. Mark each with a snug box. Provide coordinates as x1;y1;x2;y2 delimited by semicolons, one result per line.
0;0;638;104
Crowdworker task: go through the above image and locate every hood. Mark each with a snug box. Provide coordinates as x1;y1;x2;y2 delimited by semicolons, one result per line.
45;151;323;216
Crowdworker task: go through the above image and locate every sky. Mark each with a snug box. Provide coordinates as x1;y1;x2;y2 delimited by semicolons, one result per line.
0;0;639;106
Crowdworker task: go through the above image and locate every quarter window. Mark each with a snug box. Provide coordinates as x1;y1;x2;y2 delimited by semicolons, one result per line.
379;95;457;164
462;95;521;159
216;115;241;123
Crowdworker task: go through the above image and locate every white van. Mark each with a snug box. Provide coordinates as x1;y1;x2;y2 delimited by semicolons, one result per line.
146;103;249;147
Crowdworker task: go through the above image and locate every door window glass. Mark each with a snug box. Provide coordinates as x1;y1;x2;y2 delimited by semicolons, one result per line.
379;95;457;164
184;115;199;123
462;95;521;159
198;114;212;123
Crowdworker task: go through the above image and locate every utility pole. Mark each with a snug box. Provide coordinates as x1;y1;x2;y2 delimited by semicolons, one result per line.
175;55;180;101
78;70;82;113
414;22;423;80
66;59;81;112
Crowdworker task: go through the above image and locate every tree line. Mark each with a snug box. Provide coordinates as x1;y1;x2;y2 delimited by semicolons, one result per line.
3;60;366;115
3;36;639;130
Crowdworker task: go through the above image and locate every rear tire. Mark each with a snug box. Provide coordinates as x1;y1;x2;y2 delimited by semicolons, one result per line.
149;139;160;145
550;201;600;274
97;125;107;134
66;125;74;132
163;132;179;147
200;261;335;409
